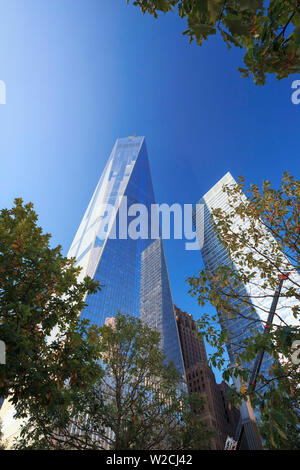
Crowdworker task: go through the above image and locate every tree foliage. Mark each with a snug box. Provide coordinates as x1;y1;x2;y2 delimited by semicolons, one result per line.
14;314;214;450
187;173;300;449
127;0;300;84
0;200;213;450
0;198;103;409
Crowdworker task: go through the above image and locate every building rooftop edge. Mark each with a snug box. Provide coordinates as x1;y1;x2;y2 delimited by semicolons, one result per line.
194;171;235;206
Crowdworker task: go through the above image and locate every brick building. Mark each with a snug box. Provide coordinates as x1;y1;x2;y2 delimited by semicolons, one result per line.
175;305;241;449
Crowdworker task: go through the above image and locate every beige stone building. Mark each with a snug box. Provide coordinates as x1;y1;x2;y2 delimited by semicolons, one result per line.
0;398;24;449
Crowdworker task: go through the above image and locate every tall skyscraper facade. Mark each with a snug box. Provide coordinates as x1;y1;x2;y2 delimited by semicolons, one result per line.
194;172;299;363
67;136;184;374
0;136;185;449
193;172;300;448
194;173;270;367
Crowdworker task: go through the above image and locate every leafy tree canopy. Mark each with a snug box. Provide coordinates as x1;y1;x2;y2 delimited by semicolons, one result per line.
0;198;103;410
14;314;214;450
127;0;300;84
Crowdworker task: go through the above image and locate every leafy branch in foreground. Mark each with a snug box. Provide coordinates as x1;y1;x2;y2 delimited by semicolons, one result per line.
127;0;300;84
187;173;300;449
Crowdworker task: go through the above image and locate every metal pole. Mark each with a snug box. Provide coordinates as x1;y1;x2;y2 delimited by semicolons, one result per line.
234;273;289;450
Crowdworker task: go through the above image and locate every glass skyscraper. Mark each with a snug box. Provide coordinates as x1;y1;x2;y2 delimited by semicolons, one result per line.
0;136;185;449
193;171;300;448
194;173;270;367
67;136;184;375
194;172;299;362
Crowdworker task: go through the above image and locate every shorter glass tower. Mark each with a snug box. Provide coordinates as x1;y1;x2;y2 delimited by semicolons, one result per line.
140;239;185;377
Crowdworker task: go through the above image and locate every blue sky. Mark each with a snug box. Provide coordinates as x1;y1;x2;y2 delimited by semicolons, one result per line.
1;0;299;379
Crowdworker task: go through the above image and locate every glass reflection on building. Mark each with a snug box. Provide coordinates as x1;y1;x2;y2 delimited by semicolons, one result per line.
67;136;184;374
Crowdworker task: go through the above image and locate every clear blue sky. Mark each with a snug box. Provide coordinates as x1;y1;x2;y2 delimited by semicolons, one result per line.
1;0;299;380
